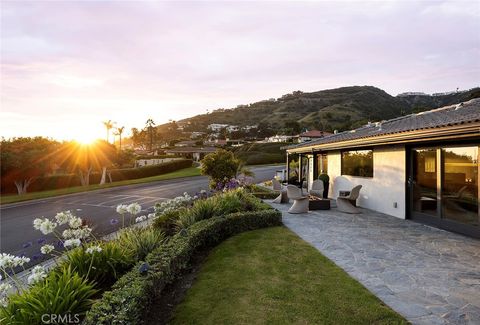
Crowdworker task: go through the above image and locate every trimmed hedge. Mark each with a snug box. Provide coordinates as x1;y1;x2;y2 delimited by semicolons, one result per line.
1;159;192;194
84;209;282;324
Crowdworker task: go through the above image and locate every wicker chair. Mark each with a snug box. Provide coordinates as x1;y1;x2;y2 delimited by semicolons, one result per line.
309;179;324;198
272;178;289;203
286;185;309;214
337;185;362;214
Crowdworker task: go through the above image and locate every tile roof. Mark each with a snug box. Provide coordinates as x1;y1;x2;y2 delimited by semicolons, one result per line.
299;130;332;137
288;98;480;150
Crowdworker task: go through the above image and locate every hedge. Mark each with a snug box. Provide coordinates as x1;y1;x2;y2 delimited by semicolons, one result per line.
1;159;193;194
84;209;282;324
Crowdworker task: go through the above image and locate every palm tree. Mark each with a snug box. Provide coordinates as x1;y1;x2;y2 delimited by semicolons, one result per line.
114;126;125;150
103;120;114;143
145;118;155;153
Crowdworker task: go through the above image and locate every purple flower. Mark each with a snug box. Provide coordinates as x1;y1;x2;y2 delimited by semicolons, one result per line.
110;218;119;225
56;240;64;248
22;241;33;248
139;262;150;274
37;238;47;245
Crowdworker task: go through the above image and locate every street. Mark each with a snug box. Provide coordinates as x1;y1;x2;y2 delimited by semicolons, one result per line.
0;165;281;265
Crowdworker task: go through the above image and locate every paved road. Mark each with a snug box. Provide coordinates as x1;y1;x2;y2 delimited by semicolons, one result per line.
0;165;280;264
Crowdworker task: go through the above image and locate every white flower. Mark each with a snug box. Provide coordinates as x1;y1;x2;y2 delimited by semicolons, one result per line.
0;297;7;307
86;246;102;254
116;204;128;214
33;218;44;230
68;217;82;229
64;239;81;248
27;266;47;285
39;219;57;235
135;215;147;223
40;244;55;254
0;282;12;294
0;253;29;268
0;274;2;281
54;211;72;225
147;213;156;219
62;229;74;239
127;203;142;215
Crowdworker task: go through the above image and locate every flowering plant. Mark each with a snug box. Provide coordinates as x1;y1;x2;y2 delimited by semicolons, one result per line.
154;192;195;216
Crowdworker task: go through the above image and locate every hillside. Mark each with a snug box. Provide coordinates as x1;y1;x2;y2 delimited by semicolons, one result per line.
179;86;479;133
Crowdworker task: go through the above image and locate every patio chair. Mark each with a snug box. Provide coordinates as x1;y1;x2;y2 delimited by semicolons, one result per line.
337;185;362;214
309;179;324;198
272;178;289;203
286;185;309;214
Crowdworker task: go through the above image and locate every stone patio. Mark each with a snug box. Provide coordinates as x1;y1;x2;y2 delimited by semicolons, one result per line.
269;201;480;325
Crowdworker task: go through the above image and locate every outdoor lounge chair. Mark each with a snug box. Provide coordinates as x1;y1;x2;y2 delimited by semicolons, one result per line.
272;178;289;203
309;179;324;198
286;185;309;214
337;185;362;214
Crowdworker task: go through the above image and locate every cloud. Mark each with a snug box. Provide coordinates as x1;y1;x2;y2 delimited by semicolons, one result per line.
1;0;479;139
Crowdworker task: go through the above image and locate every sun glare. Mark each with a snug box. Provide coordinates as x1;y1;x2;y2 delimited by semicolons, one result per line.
74;133;99;145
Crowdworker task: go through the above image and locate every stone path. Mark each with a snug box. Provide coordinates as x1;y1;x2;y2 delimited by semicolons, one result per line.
269;201;480;325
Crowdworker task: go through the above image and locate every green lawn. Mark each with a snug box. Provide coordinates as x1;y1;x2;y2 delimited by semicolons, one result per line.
172;226;406;325
1;167;201;205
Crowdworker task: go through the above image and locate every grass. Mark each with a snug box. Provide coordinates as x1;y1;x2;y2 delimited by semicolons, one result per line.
172;226;407;325
0;167;201;205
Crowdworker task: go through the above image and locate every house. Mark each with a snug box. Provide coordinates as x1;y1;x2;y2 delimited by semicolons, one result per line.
266;135;299;143
298;130;332;143
207;123;229;132
285;99;480;238
175;140;197;147
226;125;239;133
164;147;217;162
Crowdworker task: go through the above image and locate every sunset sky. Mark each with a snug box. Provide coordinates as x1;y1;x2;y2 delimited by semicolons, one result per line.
1;1;479;141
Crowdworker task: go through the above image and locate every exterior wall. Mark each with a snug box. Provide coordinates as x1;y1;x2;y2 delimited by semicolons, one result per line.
326;146;406;219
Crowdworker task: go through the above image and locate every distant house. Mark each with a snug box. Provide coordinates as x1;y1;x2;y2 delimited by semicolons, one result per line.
190;131;206;139
265;135;298;143
164;147;217;162
298;130;332;143
205;139;227;147
284;99;480;238
175;140;197;147
207;123;229;132
226;125;239;133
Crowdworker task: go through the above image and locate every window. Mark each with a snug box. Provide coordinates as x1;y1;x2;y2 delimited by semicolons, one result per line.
341;150;373;177
316;153;328;176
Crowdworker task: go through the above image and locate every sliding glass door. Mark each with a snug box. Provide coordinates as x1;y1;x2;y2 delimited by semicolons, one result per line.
409;145;479;237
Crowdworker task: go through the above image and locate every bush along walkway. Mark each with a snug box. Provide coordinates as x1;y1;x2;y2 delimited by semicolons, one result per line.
84;209;282;324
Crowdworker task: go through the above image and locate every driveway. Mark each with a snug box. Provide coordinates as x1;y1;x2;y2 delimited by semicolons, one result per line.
269;202;480;325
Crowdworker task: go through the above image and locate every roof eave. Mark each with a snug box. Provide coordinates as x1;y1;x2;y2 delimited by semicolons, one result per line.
286;123;480;154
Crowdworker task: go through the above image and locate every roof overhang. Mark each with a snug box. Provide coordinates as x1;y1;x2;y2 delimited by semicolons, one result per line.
286;123;480;154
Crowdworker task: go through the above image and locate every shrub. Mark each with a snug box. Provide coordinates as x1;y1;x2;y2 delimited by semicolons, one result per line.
186;198;218;221
0;159;193;194
201;149;240;188
117;227;166;261
0;266;97;324
61;241;134;288
153;209;184;236
84;209;282;324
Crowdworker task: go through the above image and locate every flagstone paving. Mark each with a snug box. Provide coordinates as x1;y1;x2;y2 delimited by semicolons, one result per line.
269;201;480;325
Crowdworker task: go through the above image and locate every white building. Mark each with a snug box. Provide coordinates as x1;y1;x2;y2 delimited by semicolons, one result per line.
207;123;229;132
285;99;480;238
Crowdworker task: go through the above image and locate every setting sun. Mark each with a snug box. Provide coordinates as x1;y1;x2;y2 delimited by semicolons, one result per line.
74;133;100;145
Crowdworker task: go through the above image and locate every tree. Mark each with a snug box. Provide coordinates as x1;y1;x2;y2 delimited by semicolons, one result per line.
0;137;59;195
131;127;148;150
145;118;156;152
103;120;114;143
201;149;241;188
60;140;117;186
114;126;125;150
283;120;302;135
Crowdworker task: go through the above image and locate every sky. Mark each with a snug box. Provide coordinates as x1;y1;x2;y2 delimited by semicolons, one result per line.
1;0;479;141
